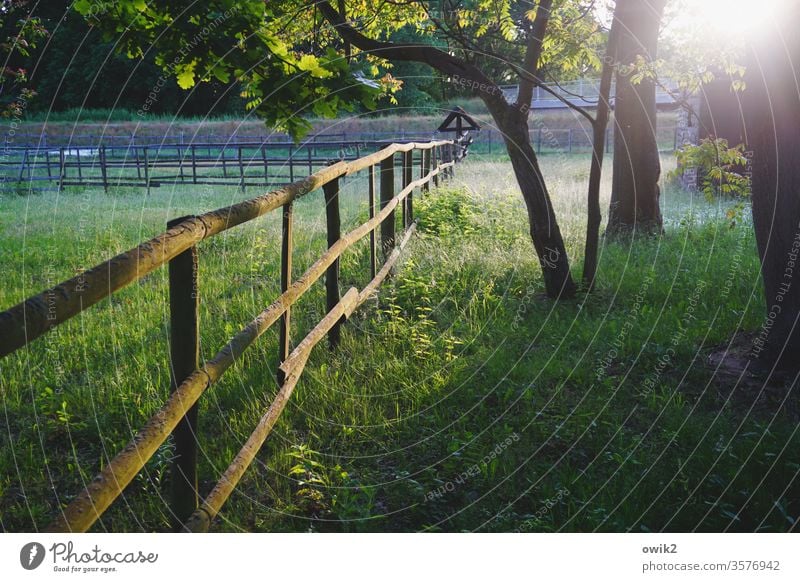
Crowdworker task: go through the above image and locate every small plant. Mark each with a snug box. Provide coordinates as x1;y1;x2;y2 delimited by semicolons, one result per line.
674;138;750;200
34;386;86;434
416;187;481;237
286;444;336;517
286;444;376;527
674;138;750;227
136;440;176;494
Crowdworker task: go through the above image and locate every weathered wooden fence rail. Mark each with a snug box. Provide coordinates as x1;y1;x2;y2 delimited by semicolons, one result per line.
0;139;459;533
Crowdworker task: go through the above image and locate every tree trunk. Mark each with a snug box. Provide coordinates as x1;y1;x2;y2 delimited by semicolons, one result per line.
606;0;666;235
582;10;620;289
743;6;800;374
315;1;576;299
494;106;577;299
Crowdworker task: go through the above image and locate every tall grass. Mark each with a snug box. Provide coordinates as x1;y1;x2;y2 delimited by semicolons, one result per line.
1;150;796;533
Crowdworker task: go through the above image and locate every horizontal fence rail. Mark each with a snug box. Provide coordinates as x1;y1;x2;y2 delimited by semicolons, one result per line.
0;126;679;191
0;138;459;532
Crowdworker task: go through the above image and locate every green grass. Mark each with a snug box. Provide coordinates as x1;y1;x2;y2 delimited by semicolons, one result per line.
1;151;797;533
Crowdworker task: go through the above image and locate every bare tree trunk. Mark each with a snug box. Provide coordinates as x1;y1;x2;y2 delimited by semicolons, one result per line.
494;106;577;299
744;5;800;374
606;0;666;235
582;12;620;289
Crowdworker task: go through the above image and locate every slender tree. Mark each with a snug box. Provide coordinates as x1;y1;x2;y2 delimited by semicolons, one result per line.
606;0;666;235
582;6;620;289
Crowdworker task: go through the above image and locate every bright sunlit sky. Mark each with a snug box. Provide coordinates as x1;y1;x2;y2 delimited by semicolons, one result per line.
596;0;791;38
679;0;789;35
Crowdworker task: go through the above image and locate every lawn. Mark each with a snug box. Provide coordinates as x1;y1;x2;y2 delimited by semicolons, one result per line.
1;149;797;532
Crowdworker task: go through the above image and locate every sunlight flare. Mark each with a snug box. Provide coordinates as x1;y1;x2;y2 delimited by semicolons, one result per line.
689;0;789;36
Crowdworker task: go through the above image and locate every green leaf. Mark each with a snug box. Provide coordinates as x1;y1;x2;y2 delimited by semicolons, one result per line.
297;54;332;79
73;0;92;14
211;65;230;84
176;65;196;90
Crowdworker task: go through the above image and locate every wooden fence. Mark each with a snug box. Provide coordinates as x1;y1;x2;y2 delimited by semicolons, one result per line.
0;126;680;192
0;139;410;193
0;139;459;532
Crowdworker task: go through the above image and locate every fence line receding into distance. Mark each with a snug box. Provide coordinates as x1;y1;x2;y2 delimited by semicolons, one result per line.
0;139;460;533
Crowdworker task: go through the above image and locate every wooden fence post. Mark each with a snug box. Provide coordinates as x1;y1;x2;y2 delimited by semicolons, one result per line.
277;202;293;384
432;146;439;188
191;145;198;184
143;147;151;195
100;146;108;193
167;215;200;530
75;148;83;181
17;150;28;184
58;148;65;192
402;149;413;228
323;177;342;348
261;144;269;185
178;145;186;184
421;148;430;193
368;164;377;279
134;146;142;181
45;149;52;183
380;152;395;258
238;146;245;192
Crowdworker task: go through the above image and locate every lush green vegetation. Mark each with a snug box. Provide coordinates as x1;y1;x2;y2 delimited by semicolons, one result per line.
2;152;795;532
5;2;450;124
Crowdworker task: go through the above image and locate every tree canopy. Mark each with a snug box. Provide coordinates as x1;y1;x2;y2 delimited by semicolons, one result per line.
72;1;606;136
1;0;47;117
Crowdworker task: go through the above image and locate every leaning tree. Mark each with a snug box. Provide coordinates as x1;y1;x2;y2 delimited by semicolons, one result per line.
77;0;606;299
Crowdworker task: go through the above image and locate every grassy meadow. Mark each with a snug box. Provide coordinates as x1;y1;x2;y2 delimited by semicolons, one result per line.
1;148;798;533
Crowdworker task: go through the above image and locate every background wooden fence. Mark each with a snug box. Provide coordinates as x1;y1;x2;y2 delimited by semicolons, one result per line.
0;139;458;532
0;126;679;192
